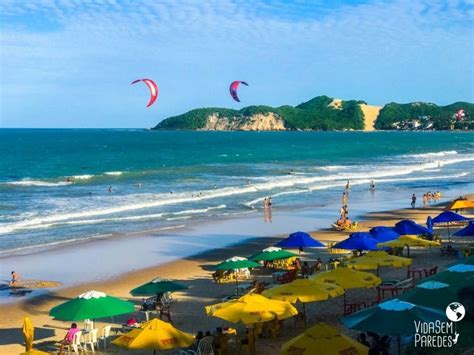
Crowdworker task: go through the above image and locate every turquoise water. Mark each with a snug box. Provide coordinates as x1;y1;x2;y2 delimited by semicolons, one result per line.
0;129;473;253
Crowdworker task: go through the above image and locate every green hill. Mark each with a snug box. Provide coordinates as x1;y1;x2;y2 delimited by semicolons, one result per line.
374;102;474;130
154;95;365;131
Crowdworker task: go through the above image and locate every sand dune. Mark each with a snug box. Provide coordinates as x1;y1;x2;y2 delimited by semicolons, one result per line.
360;104;382;131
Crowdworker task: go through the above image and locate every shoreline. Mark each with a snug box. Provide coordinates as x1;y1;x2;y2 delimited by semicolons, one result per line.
3;196;473;353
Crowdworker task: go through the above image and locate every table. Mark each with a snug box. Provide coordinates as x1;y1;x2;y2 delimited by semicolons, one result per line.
407;268;424;280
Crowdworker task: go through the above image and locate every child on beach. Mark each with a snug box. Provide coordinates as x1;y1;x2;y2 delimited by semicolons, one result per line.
58;323;80;355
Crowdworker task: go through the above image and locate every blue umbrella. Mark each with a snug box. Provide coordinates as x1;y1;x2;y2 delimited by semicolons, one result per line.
276;231;325;252
432;211;470;240
394;220;431;236
332;232;378;251
432;211;469;224
369;226;400;242
454;221;474;237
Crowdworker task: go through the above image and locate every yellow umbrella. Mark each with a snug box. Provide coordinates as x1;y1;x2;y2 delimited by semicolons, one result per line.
112;318;194;352
205;293;297;324
281;323;369;355
22;317;34;352
445;199;474;211
311;267;381;289
263;279;344;303
345;251;412;272
262;279;344;328
377;236;440;257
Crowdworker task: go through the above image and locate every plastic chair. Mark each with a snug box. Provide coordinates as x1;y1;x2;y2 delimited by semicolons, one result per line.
187;336;215;355
98;325;112;349
83;319;93;331
83;328;98;352
65;330;83;354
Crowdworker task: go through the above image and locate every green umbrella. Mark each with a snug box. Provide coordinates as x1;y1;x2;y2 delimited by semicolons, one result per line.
343;299;446;355
398;281;458;311
215;256;261;295
50;290;135;321
216;257;261;270
250;247;297;262
131;278;188;296
424;264;474;291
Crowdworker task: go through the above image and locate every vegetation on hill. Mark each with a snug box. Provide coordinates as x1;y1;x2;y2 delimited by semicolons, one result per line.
154;95;366;131
374;102;474;130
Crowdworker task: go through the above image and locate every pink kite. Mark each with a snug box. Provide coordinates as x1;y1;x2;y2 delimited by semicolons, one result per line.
229;80;249;102
131;79;158;107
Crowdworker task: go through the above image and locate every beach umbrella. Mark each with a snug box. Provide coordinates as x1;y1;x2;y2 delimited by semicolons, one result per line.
432;211;470;241
332;233;378;252
377;235;440;257
262;279;344;328
205;293;297;324
215;256;261;294
454;221;474;237
369;227;400;242
426;264;474;291
281;323;368;355
445;198;474;211
398;281;458;311
275;231;325;253
215;256;261;271
50;290;134;321
130;278;188;297
112;318;194;354
311;267;381;311
393;220;431;236
22;317;34;352
344;251;412;274
250;247;298;262
343;299;447;354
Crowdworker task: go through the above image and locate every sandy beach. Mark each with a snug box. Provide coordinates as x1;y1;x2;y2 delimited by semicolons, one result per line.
1;196;473;354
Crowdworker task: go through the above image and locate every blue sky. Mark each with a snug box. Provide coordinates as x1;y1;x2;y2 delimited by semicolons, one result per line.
0;0;473;128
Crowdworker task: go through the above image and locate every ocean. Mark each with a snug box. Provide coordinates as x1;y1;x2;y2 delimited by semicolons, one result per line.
1;129;473;255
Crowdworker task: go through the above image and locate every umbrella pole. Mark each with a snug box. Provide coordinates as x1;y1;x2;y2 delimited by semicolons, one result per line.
235;272;239;295
448;222;451;243
397;334;401;355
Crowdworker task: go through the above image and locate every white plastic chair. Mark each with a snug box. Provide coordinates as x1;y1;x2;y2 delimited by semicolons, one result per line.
98;325;112;349
65;330;83;354
195;336;215;355
83;328;98;352
83;319;93;331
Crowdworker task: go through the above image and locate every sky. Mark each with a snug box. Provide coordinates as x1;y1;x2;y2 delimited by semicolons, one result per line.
0;0;473;128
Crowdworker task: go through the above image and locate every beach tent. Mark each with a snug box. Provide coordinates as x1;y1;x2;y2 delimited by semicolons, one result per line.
369;227;400;243
398;281;458;311
344;251;412;275
205;293;297;324
343;299;446;355
432;211;470;240
250;247;297;262
377;235;440;257
332;233;378;252
445;198;474;211
275;231;325;252
393;220;431;236
130;278;188;297
50;290;134;321
263;279;344;328
281;323;369;355
454;221;474;237
112;318;194;353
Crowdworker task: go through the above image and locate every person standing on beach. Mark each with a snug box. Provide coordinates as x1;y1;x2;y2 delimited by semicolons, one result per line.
370;180;375;190
411;194;416;208
9;271;19;286
346;180;350;190
108;186;112;193
342;192;347;205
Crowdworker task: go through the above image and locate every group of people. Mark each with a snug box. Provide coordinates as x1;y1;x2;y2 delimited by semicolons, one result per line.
422;191;441;206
